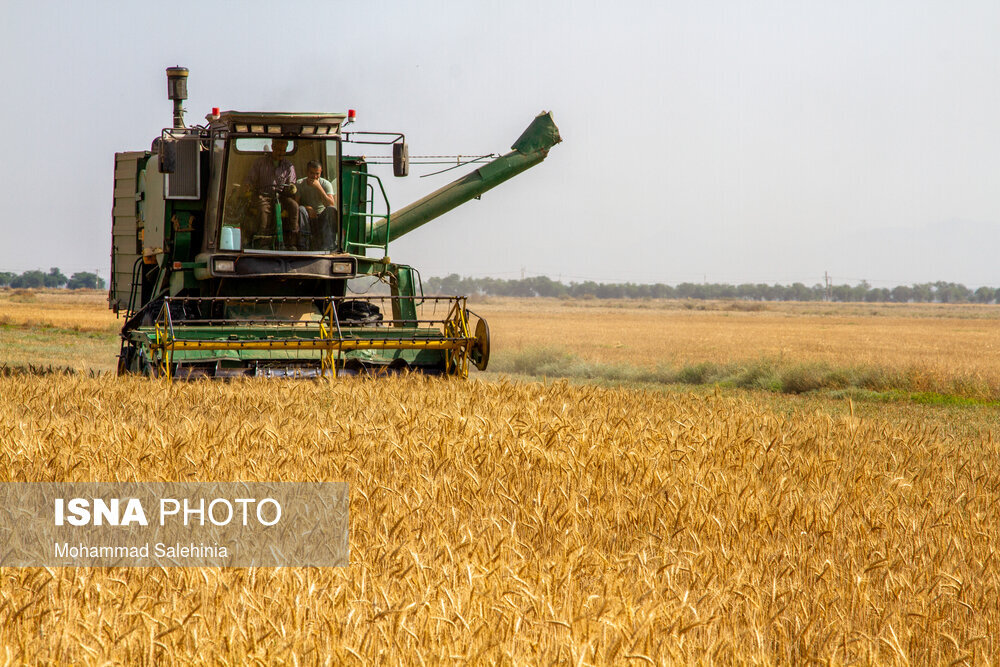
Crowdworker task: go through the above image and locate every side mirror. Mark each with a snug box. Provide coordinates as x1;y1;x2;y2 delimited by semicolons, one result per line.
392;141;409;177
159;139;177;174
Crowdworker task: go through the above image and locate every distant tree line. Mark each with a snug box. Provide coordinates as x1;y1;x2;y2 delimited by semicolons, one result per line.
5;267;996;303
0;268;105;290
425;274;1000;304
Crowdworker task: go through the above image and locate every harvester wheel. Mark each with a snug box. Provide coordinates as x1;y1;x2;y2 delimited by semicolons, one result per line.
118;341;156;377
470;317;490;371
117;342;132;375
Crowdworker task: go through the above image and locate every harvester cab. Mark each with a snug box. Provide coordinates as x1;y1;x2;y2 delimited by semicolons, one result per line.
109;67;560;379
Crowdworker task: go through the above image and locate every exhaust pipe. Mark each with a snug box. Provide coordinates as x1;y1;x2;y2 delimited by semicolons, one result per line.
166;66;189;129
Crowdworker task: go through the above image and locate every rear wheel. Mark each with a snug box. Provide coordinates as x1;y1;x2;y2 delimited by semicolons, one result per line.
470;317;490;371
118;339;156;377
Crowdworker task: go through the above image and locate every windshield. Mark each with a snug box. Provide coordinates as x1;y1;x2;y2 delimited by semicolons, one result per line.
219;138;340;253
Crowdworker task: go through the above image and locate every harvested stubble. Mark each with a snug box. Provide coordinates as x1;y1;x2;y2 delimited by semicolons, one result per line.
1;375;998;664
477;298;1000;393
0;289;117;333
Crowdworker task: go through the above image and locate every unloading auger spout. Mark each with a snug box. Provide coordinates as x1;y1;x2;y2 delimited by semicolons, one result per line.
370;111;562;244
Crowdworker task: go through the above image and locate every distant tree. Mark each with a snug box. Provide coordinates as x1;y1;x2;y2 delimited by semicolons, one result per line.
830;284;851;302
10;270;46;288
593;282;623;299
715;283;736;299
736;283;758;300
524;276;566;298
431;273;462;295
890;285;913;303
572;281;599;298
974;286;995;304
846;280;868;302
66;272;105;289
651;283;675;298
630;283;652;299
865;287;890;302
43;267;67;288
0;271;14;287
911;283;933;302
789;282;812;301
934;282;971;303
417;275;1000;304
674;282;698;299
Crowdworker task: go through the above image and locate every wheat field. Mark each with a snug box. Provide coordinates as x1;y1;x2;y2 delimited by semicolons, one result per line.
480;298;1000;387
6;291;1000;386
2;290;1000;663
1;374;998;664
0;290;116;333
9;290;1000;397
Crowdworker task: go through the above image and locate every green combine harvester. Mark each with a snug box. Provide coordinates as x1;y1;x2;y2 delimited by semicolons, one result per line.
109;67;560;379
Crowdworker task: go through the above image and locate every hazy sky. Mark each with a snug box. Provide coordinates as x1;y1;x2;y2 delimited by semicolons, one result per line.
2;0;999;286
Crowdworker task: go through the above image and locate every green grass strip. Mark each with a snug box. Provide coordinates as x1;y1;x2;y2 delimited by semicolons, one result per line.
492;346;1000;405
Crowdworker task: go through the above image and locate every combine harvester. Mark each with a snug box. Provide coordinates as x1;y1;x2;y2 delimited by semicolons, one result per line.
109;67;560;379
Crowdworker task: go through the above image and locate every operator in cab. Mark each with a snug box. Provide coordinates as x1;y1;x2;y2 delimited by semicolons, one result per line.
246;139;302;250
296;160;338;251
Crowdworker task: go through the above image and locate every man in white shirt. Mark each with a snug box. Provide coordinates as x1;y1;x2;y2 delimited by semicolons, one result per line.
296;160;338;251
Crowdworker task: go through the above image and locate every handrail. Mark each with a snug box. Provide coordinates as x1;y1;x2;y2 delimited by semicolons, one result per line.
344;172;391;257
125;256;144;319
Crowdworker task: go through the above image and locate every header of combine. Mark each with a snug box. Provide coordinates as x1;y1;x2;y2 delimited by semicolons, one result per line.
109;67;560;378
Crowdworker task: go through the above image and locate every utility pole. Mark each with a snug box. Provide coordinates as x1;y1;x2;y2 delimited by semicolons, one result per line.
824;271;832;302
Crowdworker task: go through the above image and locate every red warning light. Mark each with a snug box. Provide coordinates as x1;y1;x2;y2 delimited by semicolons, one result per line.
348;109;356;122
211;107;220;117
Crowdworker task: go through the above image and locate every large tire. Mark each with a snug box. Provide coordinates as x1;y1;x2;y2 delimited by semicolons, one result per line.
471;317;490;371
118;341;156;377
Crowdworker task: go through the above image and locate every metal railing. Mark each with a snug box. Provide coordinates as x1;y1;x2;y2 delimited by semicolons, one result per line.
342;172;391;258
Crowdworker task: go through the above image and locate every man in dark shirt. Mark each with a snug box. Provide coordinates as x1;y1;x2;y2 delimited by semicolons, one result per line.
246;139;302;249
